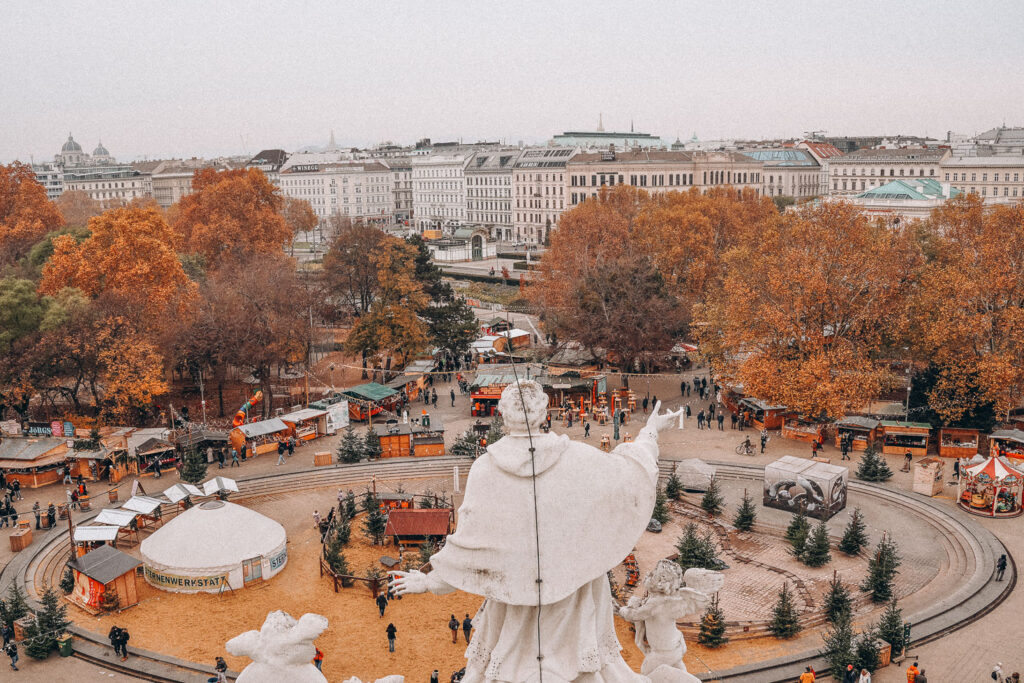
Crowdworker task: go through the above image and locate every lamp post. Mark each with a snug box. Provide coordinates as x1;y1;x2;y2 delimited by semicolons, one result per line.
329;364;335;391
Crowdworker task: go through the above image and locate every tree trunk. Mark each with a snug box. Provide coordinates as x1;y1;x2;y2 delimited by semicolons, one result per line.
217;381;225;417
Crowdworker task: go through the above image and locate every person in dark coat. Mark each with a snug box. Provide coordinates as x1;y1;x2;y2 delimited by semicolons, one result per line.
642;396;649;413
996;553;1008;581
462;614;473;643
376;592;388;617
448;614;459;643
386;623;397;652
450;389;456;407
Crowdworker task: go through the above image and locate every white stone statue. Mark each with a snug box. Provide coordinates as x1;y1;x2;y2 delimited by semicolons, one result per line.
616;562;725;683
226;610;329;683
391;380;683;681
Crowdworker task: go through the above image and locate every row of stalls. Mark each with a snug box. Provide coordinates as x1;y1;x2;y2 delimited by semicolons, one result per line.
469;365;608;418
227;405;350;456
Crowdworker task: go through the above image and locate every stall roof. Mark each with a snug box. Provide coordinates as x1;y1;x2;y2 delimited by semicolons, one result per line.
405;359;436;373
990;429;1024;444
94;508;138;527
341;383;397;402
497;328;530;338
837;416;880;430
879;421;931;432
121;495;164;515
172;427;229;449
279;408;328;423
235;418;289;438
136;437;175;456
0;437;66;462
203;476;239;496
125;428;170;454
385;509;452;537
379;492;416;502
740;397;786;411
473;372;519;387
67;544;141;584
73;525;121;543
163;483;203;503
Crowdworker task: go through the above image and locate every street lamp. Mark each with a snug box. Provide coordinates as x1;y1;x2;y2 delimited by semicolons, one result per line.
329;363;335;391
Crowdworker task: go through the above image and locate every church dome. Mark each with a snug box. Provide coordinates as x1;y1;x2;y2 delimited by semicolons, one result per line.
62;134;82;153
93;141;109;157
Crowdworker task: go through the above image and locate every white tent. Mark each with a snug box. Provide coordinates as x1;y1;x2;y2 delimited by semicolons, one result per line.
94;508;138;527
202;476;239;496
163;483;203;504
140;500;287;593
73;525;120;543
121;495;164;515
674;459;717;492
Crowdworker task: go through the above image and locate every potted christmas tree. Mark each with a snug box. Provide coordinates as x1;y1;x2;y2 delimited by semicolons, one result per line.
697;595;728;648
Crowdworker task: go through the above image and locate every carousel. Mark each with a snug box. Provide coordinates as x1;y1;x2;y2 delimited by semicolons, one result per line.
957;456;1024;518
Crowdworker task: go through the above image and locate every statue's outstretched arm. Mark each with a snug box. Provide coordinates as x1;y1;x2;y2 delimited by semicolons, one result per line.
389;570;455;596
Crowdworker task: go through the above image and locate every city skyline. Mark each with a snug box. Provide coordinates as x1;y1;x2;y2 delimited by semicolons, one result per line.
2;1;1024;163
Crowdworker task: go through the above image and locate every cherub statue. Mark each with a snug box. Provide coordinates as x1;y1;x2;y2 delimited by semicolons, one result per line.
226;610;329;683
616;560;725;683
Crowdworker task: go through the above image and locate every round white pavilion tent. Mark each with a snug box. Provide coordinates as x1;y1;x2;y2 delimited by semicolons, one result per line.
140;500;287;593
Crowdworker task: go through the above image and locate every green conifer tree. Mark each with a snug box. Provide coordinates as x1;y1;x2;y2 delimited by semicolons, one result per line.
323;528;351;584
486;414;504;445
700;476;724;516
179;447;207;485
697;594;729;648
335;513;351;546
860;535;901;602
362;429;383;460
30;584;69;656
854;626;881;673
3;582;29;626
99;586;120;613
361;488;378;514
876;597;905;655
769;582;802;639
823;574;852;624
652;485;670;524
802;519;832;567
361;503;388;545
419;539;437;565
675;522;722;572
790;525;809;561
449;428;480;457
785;508;811;543
665;471;683;501
23;617;50;659
344;490;357;519
856;445;893;482
838;508;870;555
732;490;757;531
60;567;75;595
820;612;856;680
337;424;364;463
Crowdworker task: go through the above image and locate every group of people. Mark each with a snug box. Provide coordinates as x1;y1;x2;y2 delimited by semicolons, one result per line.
107;625;131;662
275;435;298;466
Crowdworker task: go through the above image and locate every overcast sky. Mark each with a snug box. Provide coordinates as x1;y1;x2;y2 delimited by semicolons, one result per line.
2;1;1022;163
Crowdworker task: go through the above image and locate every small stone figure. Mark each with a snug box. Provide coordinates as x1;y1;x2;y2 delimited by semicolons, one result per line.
617;561;725;683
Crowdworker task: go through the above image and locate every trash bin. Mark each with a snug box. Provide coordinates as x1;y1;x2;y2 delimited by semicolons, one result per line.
57;633;73;657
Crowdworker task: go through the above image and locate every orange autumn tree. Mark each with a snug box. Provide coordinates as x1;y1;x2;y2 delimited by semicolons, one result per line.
912;195;1024;422
0;162;64;265
172;167;292;270
96;322;169;421
697;201;922;417
39;205;197;333
531;186;685;370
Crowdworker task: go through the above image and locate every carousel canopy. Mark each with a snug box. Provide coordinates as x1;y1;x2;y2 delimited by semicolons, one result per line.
966;456;1024;481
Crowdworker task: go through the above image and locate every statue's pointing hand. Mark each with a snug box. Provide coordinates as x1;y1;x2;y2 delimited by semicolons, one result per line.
646;401;684;434
388;570;427;596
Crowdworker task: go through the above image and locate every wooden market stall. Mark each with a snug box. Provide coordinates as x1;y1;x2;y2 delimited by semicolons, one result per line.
0;437;70;489
470;371;518;417
229;418;290;456
497;328;532;350
170;426;229;463
835;416;879;452
340;383;400;422
739;398;786;430
988;429;1024;461
72;525;121;555
879;421;931;457
913;457;945;496
781;414;825;444
938;427;980;459
385;359;433;402
133;437;178;477
372;419;446;458
280;408;329;442
957;456;1023;518
378;492;416;511
384;508;453;548
66;544;142;613
94;508;142;546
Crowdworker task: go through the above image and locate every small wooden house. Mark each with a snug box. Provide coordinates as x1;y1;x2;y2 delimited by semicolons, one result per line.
988;429;1024;460
377;492;416;512
912;457;945;496
280;408;329;442
372;420;446;458
938;427;980;458
384;508;453;548
229;418;290;456
66;544;141;613
879;421;931;456
341;383;400;422
781;414;824;443
835;416;880;452
0;437;70;489
739;398;786;430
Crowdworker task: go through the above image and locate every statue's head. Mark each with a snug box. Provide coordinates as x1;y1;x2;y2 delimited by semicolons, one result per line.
645;559;684;594
498;380;548;436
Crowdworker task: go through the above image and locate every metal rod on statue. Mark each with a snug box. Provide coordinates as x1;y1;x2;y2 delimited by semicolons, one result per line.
454;465;460;494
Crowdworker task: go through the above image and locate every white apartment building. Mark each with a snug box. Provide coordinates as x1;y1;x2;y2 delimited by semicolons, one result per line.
388;159;413;224
411;152;473;231
465;149;522;241
740;148;820;199
828;148;949;195
941;156;1024;204
31;163;64;201
279;161;394;223
797;140;845;195
512;147;577;244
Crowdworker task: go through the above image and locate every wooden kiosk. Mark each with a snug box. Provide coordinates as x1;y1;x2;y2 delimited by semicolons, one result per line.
938;428;980;458
372;419;446;458
739;398;786;430
781;414;825;444
879;421;931;456
230;418;290;456
66;544;142;613
988;429;1024;461
280;408;329;442
835;416;879;452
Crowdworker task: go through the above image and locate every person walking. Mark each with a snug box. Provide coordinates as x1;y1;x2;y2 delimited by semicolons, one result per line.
902;450;913;472
431;670;440;683
1;623;12;647
450;389;456;407
584;421;590;438
276;443;286;466
431;389;438;408
844;664;859;683
312;510;321;528
240;443;248;461
386;623;397;652
996;553;1007;580
116;627;130;661
46;502;56;529
914;669;927;683
217;449;225;469
313;647;323;671
32;501;40;529
207;656;228;683
730;412;737;429
288;437;295;457
642;396;649;414
953;458;960;480
680;381;686;397
230;448;240;467
5;641;17;671
716;413;724;431
376;592;388;617
12;479;22;500
696;410;704;430
857;669;871;683
811;439;820;458
462;613;473;643
62;465;73;485
840;437;850;461
708;403;715;419
108;625;122;658
799;666;815;683
684;404;691;419
448;614;459;643
760;429;768;454
906;661;919;682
